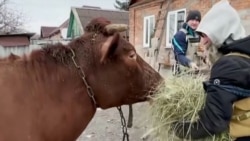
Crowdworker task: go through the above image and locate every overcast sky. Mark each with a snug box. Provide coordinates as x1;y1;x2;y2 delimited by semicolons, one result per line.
7;0;117;34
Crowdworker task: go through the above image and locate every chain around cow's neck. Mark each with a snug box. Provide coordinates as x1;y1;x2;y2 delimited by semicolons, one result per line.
69;47;98;108
69;32;130;141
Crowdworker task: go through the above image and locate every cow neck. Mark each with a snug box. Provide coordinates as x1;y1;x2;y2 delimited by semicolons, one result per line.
69;47;99;108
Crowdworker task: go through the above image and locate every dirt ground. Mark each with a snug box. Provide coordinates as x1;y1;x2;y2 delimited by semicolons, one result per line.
76;102;153;141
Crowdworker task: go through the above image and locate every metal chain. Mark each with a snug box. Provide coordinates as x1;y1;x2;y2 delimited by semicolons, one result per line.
70;32;129;141
117;106;129;141
69;48;97;107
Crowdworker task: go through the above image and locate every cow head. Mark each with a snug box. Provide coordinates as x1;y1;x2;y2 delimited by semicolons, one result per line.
70;17;163;109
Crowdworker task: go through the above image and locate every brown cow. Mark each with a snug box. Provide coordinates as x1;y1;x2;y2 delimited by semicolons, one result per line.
0;17;162;141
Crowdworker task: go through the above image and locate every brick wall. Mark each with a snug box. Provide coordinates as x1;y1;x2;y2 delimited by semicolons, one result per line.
129;0;250;71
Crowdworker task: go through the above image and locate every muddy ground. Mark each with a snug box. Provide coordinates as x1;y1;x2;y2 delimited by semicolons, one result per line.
76;102;153;141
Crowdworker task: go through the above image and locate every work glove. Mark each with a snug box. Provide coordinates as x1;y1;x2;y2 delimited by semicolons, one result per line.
172;120;211;139
171;121;191;139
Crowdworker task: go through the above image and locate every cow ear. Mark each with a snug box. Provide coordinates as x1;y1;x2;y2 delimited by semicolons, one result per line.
100;33;120;63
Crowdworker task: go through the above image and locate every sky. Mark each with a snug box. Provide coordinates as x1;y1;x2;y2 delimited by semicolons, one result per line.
7;0;117;34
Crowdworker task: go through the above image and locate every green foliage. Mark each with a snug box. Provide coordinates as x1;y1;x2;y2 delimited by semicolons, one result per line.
114;0;129;11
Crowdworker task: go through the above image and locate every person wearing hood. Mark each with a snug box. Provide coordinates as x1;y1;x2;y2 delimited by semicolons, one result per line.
173;0;250;141
172;10;201;71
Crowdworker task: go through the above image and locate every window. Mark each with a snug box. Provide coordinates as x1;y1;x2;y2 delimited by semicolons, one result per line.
143;15;155;47
166;9;186;48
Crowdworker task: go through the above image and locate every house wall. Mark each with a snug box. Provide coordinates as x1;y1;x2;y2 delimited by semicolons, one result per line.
129;0;250;74
71;17;82;38
0;36;30;47
129;0;167;69
67;12;83;39
61;28;69;39
49;32;62;40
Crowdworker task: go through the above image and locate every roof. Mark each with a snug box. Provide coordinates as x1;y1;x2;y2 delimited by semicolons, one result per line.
30;34;40;40
0;32;35;37
73;7;129;30
59;19;69;28
0;33;35;47
49;19;70;37
81;5;101;9
129;0;164;7
40;26;58;38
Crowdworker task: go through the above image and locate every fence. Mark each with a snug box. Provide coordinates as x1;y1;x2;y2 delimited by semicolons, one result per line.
0;39;71;58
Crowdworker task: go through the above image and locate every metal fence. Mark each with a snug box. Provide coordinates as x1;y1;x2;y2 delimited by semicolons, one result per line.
0;39;71;58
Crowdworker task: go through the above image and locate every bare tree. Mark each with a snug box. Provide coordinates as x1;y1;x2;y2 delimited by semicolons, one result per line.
0;0;24;33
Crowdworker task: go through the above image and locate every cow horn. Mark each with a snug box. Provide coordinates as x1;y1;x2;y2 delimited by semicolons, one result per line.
105;24;128;34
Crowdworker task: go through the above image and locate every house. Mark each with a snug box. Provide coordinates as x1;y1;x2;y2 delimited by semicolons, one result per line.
39;19;69;40
67;6;129;39
129;0;250;72
0;32;35;58
0;32;35;47
40;23;70;40
49;19;69;40
40;26;58;39
35;19;70;45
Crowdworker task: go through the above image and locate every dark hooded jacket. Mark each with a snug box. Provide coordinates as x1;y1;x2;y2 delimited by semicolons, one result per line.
175;36;250;141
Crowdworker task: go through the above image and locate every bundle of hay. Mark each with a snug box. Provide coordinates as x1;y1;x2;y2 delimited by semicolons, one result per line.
147;74;232;141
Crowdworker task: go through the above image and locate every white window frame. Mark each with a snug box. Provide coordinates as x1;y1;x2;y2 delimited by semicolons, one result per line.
166;8;186;48
143;15;155;48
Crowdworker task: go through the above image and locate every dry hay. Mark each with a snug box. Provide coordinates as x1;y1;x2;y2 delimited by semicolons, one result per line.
147;74;232;141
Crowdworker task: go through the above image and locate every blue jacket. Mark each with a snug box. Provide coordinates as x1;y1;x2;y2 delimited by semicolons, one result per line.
172;23;197;67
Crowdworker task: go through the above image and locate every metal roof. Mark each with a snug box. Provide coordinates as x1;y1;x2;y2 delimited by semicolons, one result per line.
73;7;129;30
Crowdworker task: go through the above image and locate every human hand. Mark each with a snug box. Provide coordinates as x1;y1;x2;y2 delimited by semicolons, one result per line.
189;62;199;70
197;45;205;52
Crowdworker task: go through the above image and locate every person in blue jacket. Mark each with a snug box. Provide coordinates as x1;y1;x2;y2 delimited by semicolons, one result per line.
172;10;201;70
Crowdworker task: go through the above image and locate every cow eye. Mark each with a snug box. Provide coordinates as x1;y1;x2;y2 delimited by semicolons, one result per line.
129;51;137;60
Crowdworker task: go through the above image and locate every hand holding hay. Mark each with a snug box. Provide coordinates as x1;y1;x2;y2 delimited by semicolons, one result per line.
147;74;232;141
